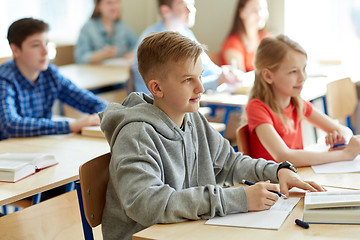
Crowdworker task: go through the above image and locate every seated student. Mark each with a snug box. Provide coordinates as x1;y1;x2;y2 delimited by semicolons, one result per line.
131;0;240;93
220;0;270;72
245;34;360;167
0;17;108;141
74;0;137;64
99;31;324;240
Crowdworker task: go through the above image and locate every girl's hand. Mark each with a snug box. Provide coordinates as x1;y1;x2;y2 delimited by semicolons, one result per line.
342;136;360;158
326;130;346;149
245;181;279;211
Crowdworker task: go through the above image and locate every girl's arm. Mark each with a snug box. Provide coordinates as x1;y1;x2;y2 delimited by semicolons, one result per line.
255;123;360;167
223;49;246;72
306;107;353;145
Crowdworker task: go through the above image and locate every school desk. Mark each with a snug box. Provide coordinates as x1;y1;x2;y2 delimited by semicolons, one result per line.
58;64;129;93
0;190;102;240
0;134;109;206
132;167;360;240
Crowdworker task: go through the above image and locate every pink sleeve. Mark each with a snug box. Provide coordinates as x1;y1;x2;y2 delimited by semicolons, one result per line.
303;100;313;118
246;99;275;133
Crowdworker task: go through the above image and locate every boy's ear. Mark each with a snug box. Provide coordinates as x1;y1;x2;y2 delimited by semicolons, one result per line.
148;79;164;98
262;68;273;84
10;43;21;58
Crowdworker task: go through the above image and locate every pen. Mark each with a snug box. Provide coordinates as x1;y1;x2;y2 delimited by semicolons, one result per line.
295;219;309;229
333;143;346;148
242;179;287;198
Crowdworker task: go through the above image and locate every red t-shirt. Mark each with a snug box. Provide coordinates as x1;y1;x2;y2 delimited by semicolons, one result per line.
220;33;269;72
245;99;313;162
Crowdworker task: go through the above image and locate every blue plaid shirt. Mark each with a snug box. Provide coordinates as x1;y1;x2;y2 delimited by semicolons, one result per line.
0;60;108;140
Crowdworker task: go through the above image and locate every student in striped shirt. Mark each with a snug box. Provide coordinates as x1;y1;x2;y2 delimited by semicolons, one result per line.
0;18;108;141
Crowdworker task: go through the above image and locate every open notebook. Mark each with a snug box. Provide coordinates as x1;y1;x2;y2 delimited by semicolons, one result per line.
205;197;300;230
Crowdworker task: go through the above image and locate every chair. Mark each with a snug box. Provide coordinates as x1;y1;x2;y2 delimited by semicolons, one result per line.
325;78;357;132
236;124;250;155
76;152;111;240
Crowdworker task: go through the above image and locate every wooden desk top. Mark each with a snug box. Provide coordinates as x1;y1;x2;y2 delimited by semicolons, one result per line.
133;167;360;240
59;64;129;90
0;134;109;206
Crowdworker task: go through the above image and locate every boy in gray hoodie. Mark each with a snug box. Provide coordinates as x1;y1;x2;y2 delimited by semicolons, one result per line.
99;31;324;240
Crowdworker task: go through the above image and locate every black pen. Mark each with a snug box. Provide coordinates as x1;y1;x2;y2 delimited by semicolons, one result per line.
242;179;287;198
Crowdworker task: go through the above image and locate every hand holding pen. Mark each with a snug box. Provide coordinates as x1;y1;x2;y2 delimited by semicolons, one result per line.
242;180;287;198
242;180;283;211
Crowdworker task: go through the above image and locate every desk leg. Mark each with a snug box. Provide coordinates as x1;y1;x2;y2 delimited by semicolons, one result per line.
32;193;42;205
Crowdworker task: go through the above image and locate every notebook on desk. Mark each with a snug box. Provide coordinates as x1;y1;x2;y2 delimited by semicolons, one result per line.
81;126;105;138
205;197;300;230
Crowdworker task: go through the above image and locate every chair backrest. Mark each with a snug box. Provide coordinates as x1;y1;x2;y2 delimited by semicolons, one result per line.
326;77;357;119
236;124;250;155
79;152;111;228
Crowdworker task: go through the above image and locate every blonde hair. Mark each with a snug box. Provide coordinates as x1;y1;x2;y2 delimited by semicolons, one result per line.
249;34;307;127
137;31;205;85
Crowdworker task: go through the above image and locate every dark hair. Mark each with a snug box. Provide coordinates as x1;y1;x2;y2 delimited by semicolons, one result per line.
227;0;267;37
7;18;49;48
91;0;121;19
158;0;174;8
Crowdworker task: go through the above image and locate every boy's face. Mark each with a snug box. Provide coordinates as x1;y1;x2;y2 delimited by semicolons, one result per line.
155;56;204;125
169;0;196;28
11;32;49;73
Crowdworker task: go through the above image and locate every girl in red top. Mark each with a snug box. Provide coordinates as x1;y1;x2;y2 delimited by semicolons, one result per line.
245;34;360;167
220;0;270;72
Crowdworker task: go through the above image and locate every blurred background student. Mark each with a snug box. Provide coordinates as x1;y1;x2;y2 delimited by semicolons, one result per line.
220;0;270;72
131;0;241;94
74;0;137;64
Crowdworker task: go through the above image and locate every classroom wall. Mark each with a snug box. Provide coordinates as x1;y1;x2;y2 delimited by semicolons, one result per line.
122;0;285;53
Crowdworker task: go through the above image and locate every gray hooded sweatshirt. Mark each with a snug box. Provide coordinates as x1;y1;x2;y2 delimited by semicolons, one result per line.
99;92;280;240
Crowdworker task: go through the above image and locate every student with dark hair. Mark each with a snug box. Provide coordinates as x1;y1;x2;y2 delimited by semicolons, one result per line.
0;17;108;141
74;0;137;64
220;0;270;72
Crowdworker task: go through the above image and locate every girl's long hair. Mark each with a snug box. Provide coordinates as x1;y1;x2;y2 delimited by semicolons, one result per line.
249;34;307;127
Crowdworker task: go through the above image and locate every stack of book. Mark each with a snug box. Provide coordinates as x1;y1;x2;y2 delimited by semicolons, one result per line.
303;190;360;224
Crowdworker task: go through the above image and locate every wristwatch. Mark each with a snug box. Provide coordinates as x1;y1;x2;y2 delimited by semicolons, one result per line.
277;161;297;173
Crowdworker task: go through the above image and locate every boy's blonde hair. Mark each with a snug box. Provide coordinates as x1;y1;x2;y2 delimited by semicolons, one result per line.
137;31;205;85
249;34;307;127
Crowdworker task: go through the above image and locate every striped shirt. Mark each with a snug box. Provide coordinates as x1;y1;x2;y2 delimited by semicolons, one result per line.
0;60;107;140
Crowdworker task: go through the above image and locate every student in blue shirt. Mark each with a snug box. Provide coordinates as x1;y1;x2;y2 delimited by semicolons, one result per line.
0;17;108;141
131;0;241;93
74;0;137;64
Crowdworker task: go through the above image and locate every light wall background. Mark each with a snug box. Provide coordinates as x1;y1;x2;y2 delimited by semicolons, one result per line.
0;0;285;57
121;0;285;52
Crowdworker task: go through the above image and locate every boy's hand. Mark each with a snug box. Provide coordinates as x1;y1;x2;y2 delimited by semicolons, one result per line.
245;181;279;211
69;113;100;133
277;169;326;197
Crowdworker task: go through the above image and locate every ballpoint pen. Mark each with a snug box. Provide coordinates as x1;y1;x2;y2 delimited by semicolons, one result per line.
242;179;287;198
333;143;346;149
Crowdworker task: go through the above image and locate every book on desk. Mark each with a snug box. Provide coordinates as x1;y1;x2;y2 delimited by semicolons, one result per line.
303;190;360;224
0;153;58;182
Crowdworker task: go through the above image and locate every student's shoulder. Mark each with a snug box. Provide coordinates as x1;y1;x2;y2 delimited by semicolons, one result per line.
0;61;17;82
247;98;267;108
246;99;273;115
